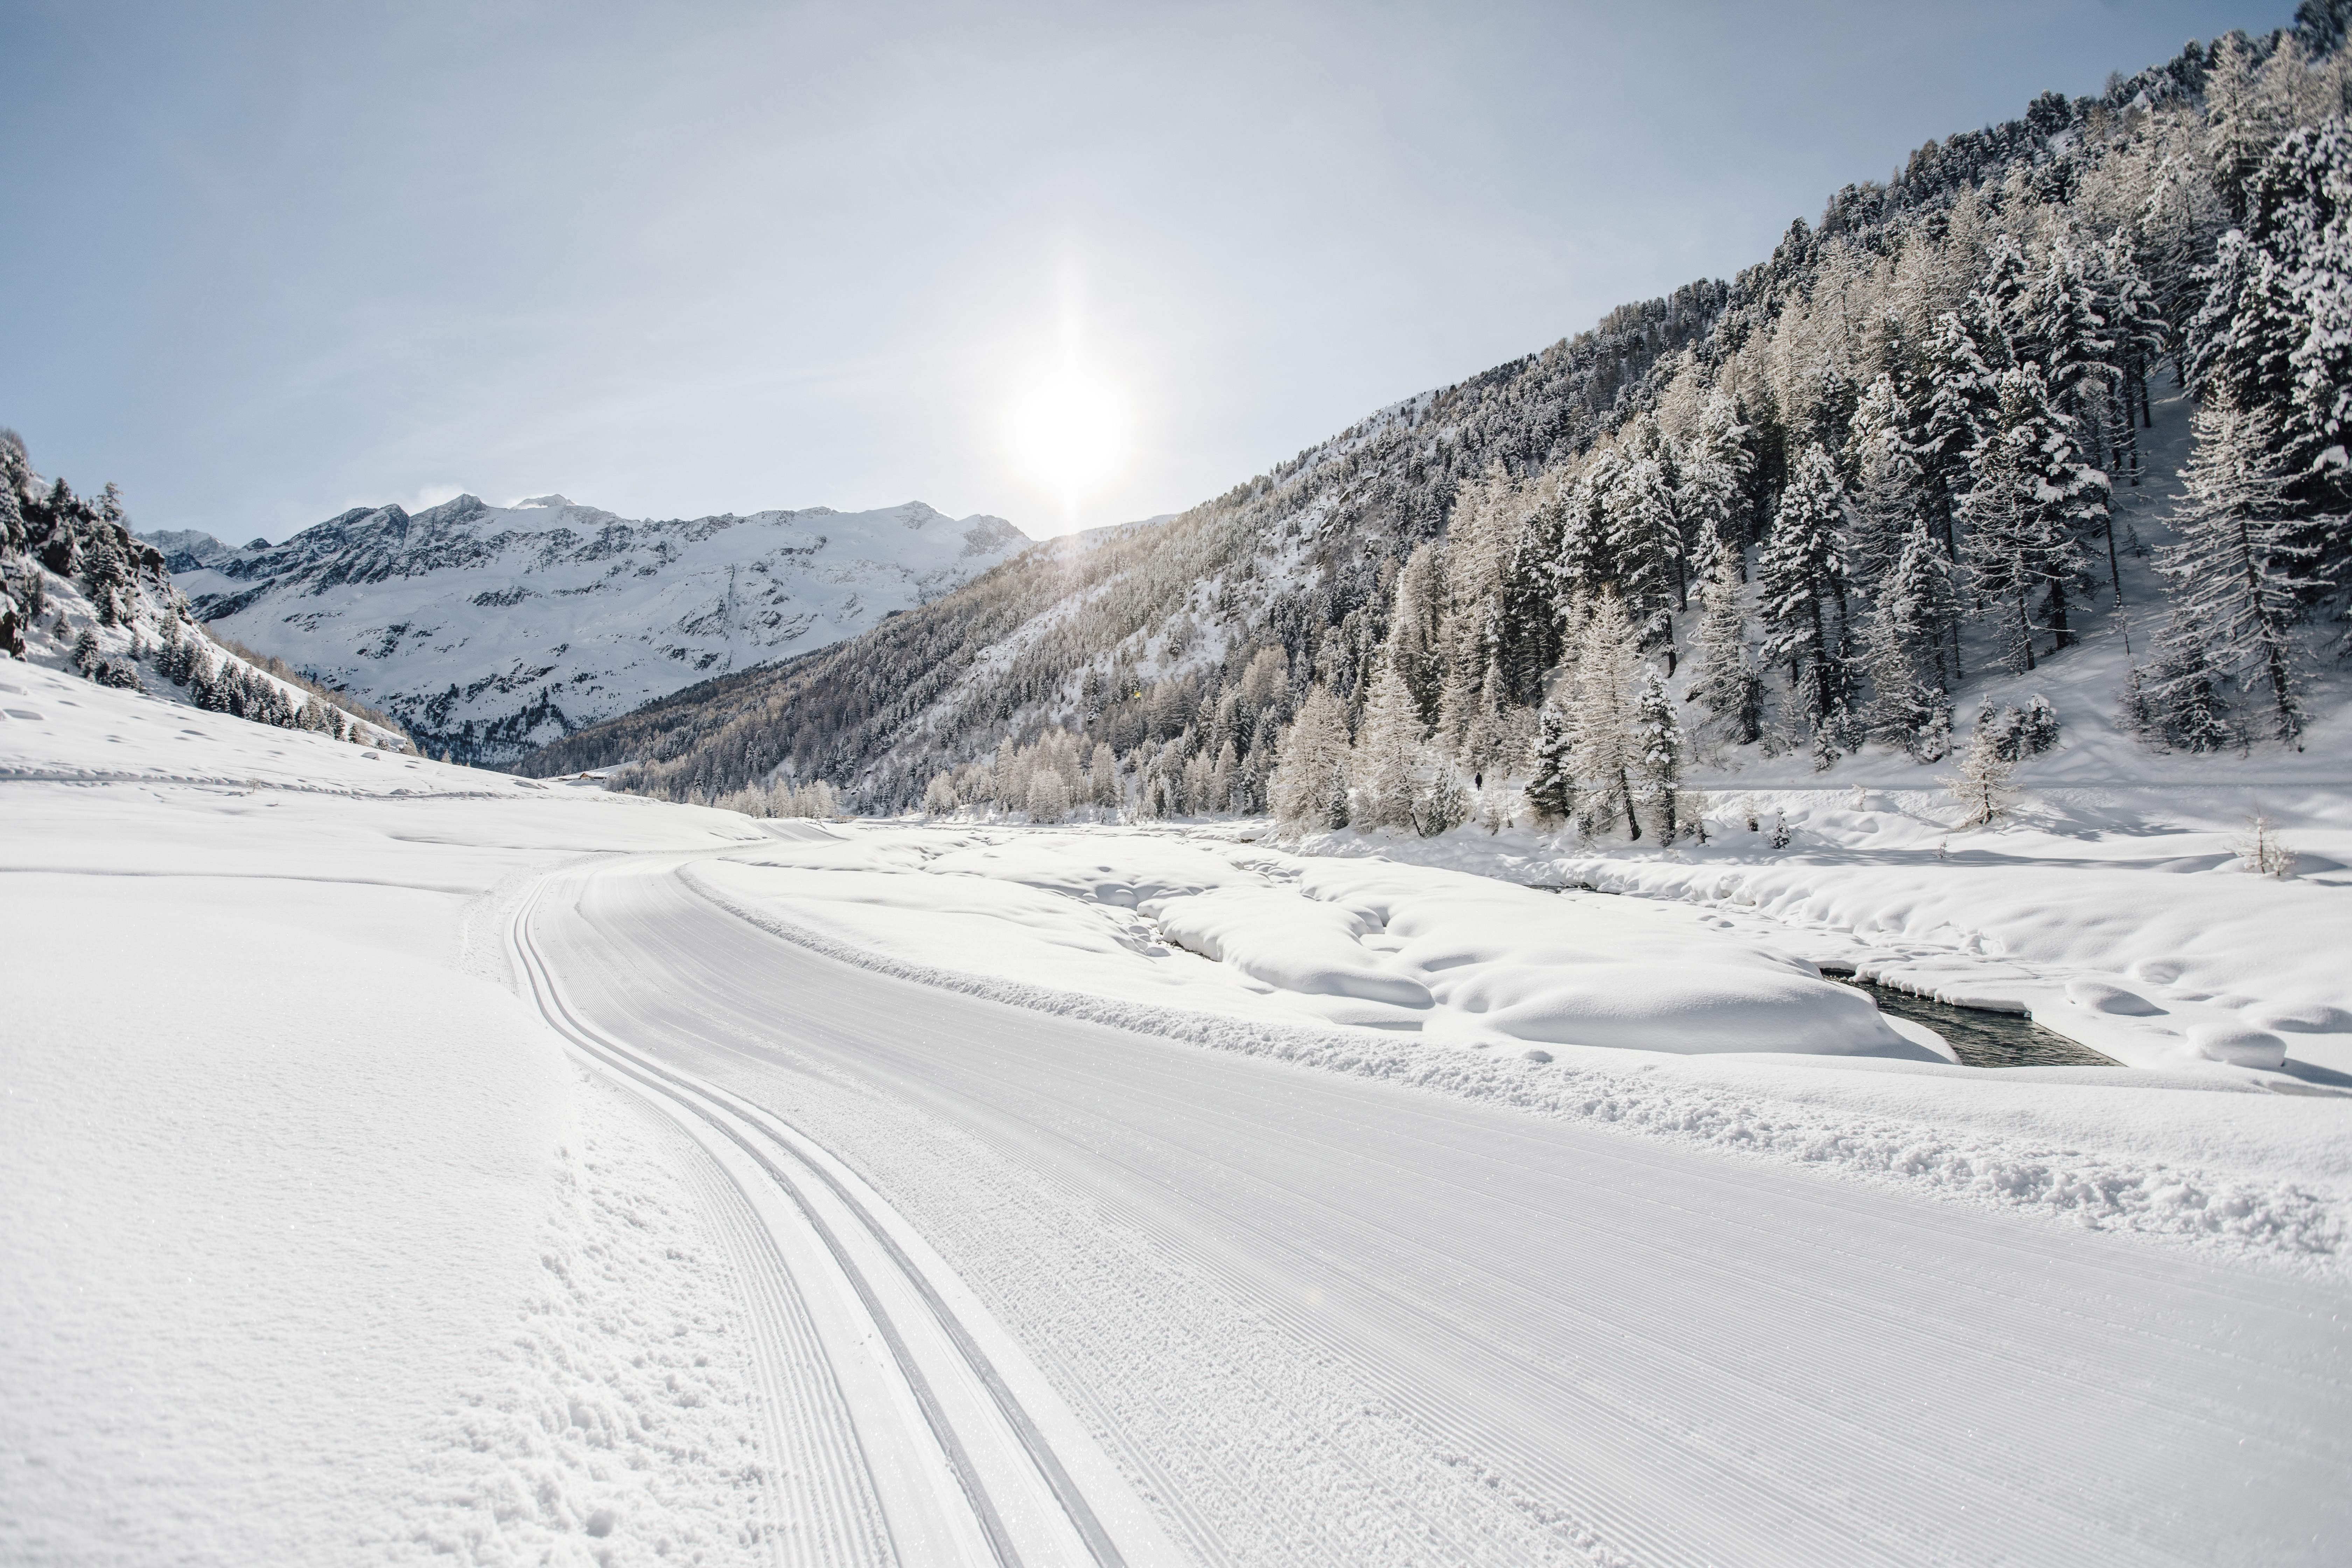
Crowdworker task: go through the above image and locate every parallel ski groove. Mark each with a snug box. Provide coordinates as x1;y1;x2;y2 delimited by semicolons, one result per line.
513;875;1131;1568
670;1115;898;1565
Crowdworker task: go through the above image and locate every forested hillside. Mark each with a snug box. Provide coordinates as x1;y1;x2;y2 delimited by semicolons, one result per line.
521;12;2352;833
0;433;408;748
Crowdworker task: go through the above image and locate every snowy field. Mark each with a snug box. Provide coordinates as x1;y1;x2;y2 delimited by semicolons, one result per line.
6;660;2352;1564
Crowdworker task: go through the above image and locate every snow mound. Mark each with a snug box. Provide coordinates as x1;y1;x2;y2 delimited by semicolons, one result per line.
706;827;1923;1058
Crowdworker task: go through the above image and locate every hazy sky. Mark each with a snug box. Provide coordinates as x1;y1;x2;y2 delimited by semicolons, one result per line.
1;1;2285;541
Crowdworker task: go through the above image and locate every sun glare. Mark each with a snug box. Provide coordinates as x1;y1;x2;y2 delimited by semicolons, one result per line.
1012;372;1124;510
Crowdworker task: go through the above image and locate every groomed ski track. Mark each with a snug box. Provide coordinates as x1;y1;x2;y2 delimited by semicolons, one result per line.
511;874;1176;1568
518;851;2352;1568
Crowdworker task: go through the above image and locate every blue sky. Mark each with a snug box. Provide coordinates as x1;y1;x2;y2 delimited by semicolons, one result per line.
0;1;2286;540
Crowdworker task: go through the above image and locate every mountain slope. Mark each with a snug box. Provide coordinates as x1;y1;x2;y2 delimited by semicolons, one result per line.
157;494;1026;763
517;24;2352;816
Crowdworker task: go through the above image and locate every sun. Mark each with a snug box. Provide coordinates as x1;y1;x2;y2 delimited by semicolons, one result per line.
1011;373;1124;502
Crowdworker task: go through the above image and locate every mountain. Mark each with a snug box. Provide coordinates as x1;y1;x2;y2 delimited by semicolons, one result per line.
152;494;1028;763
513;22;2352;820
1;433;411;749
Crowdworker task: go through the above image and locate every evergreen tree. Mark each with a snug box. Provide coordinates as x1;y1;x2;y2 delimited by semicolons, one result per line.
1861;520;1963;758
1676;391;1754;579
2155;398;2313;744
1549;449;1622;614
1630;668;1685;844
1757;443;1851;726
2188;117;2352;585
1088;741;1120;808
1606;436;1682;670
2027;240;2117;439
1385;543;1448;723
2140;624;2241;752
1918;310;1999;559
1687;553;1764;743
1961;366;2103;670
2097;234;2168;490
1524;697;1576;825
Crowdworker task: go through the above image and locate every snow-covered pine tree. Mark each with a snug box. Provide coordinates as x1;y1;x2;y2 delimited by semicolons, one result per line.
922;773;959;815
1549;448;1622;616
1843;401;1916;598
1410;748;1474;837
1687;551;1764;743
2188;116;2352;588
1520;695;1572;827
1977;233;2035;358
2155;398;2313;744
1861;520;1961;758
1566;594;1641;840
1631;667;1685;844
1961;366;2102;671
1918;309;2001;560
2140;623;2241;752
1088;741;1120;808
1269;683;1352;830
1676;391;1754;580
2027;240;2117;448
2096;234;2167;490
1757;442;1851;728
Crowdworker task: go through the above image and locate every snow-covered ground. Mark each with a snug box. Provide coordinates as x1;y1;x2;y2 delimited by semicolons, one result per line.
7;661;2351;1564
0;663;798;1562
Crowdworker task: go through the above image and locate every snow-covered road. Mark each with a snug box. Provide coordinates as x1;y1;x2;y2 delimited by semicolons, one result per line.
527;851;2352;1568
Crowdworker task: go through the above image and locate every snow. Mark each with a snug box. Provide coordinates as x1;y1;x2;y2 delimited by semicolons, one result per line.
155;494;1030;759
0;667;792;1564
9;663;2352;1566
697;828;1926;1057
1271;782;2352;1079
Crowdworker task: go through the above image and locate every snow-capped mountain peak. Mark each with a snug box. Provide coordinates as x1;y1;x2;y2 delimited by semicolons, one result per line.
148;493;1031;763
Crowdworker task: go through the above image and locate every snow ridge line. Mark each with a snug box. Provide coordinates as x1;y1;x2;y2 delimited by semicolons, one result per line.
679;862;2349;1274
510;878;1138;1568
0;765;536;799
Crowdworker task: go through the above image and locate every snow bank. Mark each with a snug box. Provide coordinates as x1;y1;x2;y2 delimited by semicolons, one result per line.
703;826;1925;1058
1276;782;2352;1077
685;839;2352;1274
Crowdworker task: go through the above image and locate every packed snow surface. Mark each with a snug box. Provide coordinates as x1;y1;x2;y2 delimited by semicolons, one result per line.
153;492;1028;759
7;663;2351;1566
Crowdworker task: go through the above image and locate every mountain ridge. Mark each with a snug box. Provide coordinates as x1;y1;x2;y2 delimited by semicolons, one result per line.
150;492;1029;763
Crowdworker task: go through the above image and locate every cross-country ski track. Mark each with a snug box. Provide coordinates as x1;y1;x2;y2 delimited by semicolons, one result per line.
512;850;2350;1568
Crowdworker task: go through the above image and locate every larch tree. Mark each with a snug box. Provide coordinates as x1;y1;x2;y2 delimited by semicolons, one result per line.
1270;684;1353;829
1566;594;1642;840
1352;660;1427;831
1385;542;1449;724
